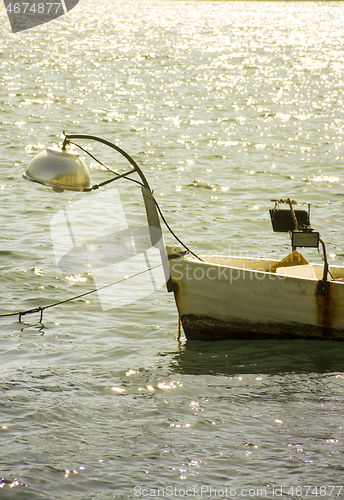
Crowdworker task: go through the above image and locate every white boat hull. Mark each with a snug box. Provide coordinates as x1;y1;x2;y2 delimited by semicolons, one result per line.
167;246;344;341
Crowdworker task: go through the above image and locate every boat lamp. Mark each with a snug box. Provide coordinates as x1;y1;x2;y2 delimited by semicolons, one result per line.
291;230;320;249
23;145;91;193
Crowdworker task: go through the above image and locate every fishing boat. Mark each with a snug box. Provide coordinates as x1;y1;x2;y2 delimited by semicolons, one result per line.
167;199;344;341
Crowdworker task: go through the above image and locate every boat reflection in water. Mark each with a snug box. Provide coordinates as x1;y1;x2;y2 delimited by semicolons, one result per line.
170;339;344;376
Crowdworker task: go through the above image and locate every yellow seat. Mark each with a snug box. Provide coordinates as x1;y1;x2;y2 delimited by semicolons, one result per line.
270;250;309;273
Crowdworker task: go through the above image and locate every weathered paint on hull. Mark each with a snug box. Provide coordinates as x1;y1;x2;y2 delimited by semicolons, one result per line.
167;247;344;341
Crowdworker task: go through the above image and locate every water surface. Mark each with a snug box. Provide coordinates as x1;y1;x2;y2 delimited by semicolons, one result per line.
1;1;344;498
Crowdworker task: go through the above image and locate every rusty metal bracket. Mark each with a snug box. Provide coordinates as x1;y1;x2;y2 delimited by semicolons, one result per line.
316;280;330;295
167;278;178;292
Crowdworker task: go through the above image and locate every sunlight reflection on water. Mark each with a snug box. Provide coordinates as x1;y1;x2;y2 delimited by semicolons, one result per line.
1;0;344;498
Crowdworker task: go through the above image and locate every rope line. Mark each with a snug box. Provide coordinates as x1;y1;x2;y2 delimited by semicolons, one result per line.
0;263;162;324
67;141;145;189
154;200;203;262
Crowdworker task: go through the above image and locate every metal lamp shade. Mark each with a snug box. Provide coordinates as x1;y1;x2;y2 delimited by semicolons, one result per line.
23;147;91;192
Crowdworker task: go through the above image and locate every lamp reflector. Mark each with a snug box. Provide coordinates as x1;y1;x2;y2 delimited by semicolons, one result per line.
23;147;91;192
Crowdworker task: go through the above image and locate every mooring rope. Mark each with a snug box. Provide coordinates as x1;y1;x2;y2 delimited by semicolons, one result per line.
0;263;162;324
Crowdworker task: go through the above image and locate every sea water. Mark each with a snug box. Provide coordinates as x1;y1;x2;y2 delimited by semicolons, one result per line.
1;1;344;499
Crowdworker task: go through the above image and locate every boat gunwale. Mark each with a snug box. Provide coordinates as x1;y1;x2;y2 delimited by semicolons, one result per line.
174;254;344;283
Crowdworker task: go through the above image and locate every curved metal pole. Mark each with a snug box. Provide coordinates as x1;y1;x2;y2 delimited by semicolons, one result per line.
62;133;178;292
63;133;151;191
316;237;330;296
319;237;329;283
